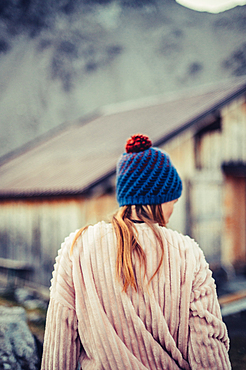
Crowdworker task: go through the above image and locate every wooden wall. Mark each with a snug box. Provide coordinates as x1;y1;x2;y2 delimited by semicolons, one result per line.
161;127;224;263
198;95;246;169
0;194;117;286
222;175;246;267
162;94;246;267
162;131;195;235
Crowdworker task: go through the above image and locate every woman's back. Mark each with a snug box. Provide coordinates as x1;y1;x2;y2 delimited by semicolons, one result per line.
42;221;230;369
41;134;231;369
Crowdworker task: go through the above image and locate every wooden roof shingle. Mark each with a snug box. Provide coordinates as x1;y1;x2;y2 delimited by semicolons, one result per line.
0;78;246;198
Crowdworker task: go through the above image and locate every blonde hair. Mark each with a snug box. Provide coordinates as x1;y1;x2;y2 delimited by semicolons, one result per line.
71;204;166;292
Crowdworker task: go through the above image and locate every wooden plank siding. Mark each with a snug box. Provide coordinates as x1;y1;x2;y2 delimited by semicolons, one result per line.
0;195;117;286
222;97;246;164
161;131;195;236
196;95;246;169
222;175;246;267
161;94;246;267
159;129;224;263
187;173;223;264
197;96;246;266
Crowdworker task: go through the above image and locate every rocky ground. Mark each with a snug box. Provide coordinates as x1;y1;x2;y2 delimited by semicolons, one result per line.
0;305;42;370
0;287;47;342
0;283;46;369
224;312;246;370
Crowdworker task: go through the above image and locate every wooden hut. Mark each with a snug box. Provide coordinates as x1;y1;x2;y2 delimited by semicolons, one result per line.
0;77;246;287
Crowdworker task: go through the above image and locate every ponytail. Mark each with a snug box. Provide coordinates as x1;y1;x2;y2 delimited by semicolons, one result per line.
71;204;166;292
112;204;166;292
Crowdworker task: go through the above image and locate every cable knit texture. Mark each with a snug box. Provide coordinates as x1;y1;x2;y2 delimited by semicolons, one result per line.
116;147;182;206
41;222;231;370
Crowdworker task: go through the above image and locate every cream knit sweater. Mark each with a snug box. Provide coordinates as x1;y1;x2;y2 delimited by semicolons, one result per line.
41;221;231;369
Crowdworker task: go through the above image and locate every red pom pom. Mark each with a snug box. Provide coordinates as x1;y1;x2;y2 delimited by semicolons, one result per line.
125;134;152;153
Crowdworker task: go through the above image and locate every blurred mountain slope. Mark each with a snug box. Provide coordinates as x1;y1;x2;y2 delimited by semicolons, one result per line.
0;0;246;156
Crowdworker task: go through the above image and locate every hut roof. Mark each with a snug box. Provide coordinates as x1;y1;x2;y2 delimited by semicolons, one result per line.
1;78;246;198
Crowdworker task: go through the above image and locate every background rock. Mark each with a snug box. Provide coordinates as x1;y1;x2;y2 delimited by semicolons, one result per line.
0;306;39;370
0;0;246;157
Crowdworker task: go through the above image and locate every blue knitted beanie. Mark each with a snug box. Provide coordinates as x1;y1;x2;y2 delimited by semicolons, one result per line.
116;134;182;206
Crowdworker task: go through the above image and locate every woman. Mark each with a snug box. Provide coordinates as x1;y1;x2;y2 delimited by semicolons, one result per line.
41;134;231;369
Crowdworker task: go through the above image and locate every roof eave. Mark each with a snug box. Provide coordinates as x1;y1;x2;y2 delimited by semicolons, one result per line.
0;168;117;200
155;83;246;147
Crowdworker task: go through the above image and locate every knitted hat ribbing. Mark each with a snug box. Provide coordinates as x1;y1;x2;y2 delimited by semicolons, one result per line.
116;134;182;206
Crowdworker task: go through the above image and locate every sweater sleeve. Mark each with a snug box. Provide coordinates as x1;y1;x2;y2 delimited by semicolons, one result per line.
41;298;81;370
41;232;82;370
187;246;231;370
